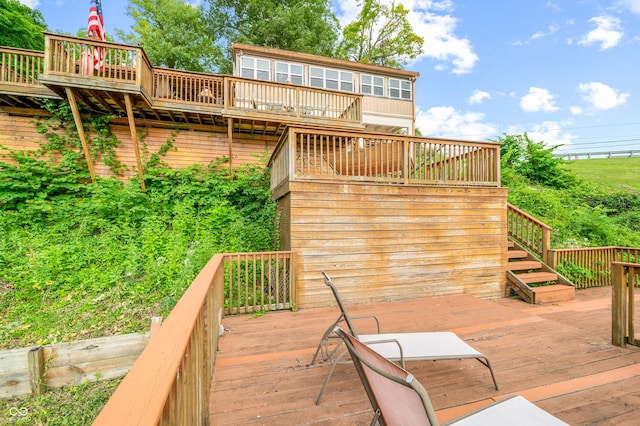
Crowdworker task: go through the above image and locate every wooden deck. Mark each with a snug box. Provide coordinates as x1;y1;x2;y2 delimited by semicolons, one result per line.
210;286;640;425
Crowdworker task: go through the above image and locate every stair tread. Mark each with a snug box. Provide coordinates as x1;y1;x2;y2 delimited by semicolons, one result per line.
507;261;542;271
518;271;558;283
532;284;574;293
532;284;576;304
508;250;528;259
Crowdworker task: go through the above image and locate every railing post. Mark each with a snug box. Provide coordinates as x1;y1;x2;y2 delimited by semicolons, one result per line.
403;137;409;185
611;262;628;347
542;227;551;265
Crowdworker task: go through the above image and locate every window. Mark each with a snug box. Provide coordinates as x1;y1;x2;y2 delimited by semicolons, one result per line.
389;78;412;100
309;66;354;92
361;75;385;96
276;62;303;85
240;57;270;81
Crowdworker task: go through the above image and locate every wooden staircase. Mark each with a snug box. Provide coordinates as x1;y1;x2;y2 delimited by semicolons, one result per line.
506;240;575;304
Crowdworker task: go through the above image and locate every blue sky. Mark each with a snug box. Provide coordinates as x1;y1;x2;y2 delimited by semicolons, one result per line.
23;0;640;156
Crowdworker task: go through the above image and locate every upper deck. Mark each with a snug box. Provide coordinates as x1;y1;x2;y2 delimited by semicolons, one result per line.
0;34;420;137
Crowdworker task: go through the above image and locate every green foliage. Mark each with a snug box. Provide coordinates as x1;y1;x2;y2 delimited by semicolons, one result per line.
118;0;222;72
0;379;121;425
495;133;576;189
501;133;640;248
0;0;47;51
337;0;424;68
207;0;340;73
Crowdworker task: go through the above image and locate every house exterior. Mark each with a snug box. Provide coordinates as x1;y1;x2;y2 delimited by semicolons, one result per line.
231;43;418;135
0;35;507;306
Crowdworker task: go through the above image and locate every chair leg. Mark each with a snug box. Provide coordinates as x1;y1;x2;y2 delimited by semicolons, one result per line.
315;349;348;405
478;356;499;390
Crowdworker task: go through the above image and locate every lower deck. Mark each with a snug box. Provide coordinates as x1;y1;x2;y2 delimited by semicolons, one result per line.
210;286;640;425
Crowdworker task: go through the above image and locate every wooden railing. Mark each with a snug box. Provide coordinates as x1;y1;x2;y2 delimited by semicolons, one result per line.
507;203;552;263
4;39;362;126
611;261;640;347
0;47;44;85
224;251;295;314
549;247;640;289
93;251;294;424
269;127;500;189
152;67;225;106
227;77;362;123
43;33;153;97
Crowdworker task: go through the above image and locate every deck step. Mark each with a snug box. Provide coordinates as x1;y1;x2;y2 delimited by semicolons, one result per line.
508;250;528;259
507;261;542;271
517;271;558;284
532;285;576;304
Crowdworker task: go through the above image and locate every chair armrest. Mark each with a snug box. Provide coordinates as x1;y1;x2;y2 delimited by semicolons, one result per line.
350;314;381;334
362;338;405;367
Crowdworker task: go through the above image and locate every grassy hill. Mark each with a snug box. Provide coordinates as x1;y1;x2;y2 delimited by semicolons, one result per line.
561;156;640;192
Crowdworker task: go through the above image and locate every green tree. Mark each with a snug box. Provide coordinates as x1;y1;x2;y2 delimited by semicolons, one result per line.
0;0;47;50
206;0;340;73
117;0;221;72
337;0;423;69
493;133;576;189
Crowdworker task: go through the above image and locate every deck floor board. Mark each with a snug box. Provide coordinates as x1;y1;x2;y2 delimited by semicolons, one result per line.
210;286;640;425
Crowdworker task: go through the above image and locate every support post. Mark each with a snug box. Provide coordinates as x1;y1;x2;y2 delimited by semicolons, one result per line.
28;346;45;396
65;87;96;182
124;94;146;191
611;262;627;347
227;118;233;177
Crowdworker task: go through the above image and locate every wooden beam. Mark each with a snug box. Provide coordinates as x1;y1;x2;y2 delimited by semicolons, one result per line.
228;117;233;176
65;87;96;182
124;94;146;191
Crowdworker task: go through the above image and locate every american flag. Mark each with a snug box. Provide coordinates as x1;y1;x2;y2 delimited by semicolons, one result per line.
88;0;105;70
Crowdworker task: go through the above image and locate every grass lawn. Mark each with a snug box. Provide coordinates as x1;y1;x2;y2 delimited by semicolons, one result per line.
562;156;640;191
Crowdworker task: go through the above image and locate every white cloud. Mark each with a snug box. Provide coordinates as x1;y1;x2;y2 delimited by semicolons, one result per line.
577;82;629;110
468;90;491;105
415;106;497;140
570;106;584;115
512;23;560;46
578;16;623;50
18;0;39;8
613;0;640;14
507;121;578;149
334;0;479;74
520;87;559;112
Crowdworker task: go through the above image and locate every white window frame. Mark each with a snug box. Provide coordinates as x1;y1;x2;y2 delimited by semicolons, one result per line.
275;61;303;85
389;78;412;100
309;66;354;92
361;74;385;97
240;56;271;81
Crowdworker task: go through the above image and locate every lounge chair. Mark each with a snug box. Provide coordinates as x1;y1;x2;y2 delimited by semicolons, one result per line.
335;326;569;425
311;272;498;405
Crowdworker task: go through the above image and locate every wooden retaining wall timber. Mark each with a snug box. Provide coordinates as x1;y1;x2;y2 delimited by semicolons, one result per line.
0;332;150;399
0;113;277;178
279;181;509;307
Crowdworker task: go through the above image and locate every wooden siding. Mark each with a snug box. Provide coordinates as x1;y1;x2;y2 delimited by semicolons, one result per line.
282;181;509;307
0;113;276;177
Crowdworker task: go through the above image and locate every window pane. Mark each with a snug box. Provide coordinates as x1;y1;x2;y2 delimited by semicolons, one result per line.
326;80;339;90
389;88;400;98
310;77;323;88
373;86;384;96
291;64;303;75
341;82;353;91
373;76;384;86
257;70;270;80
310;67;323;78
241;57;254;68
362;75;372;85
276;73;288;83
401;80;410;90
276;62;288;73
291;75;303;85
241;68;253;78
326;69;338;80
257;59;270;70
